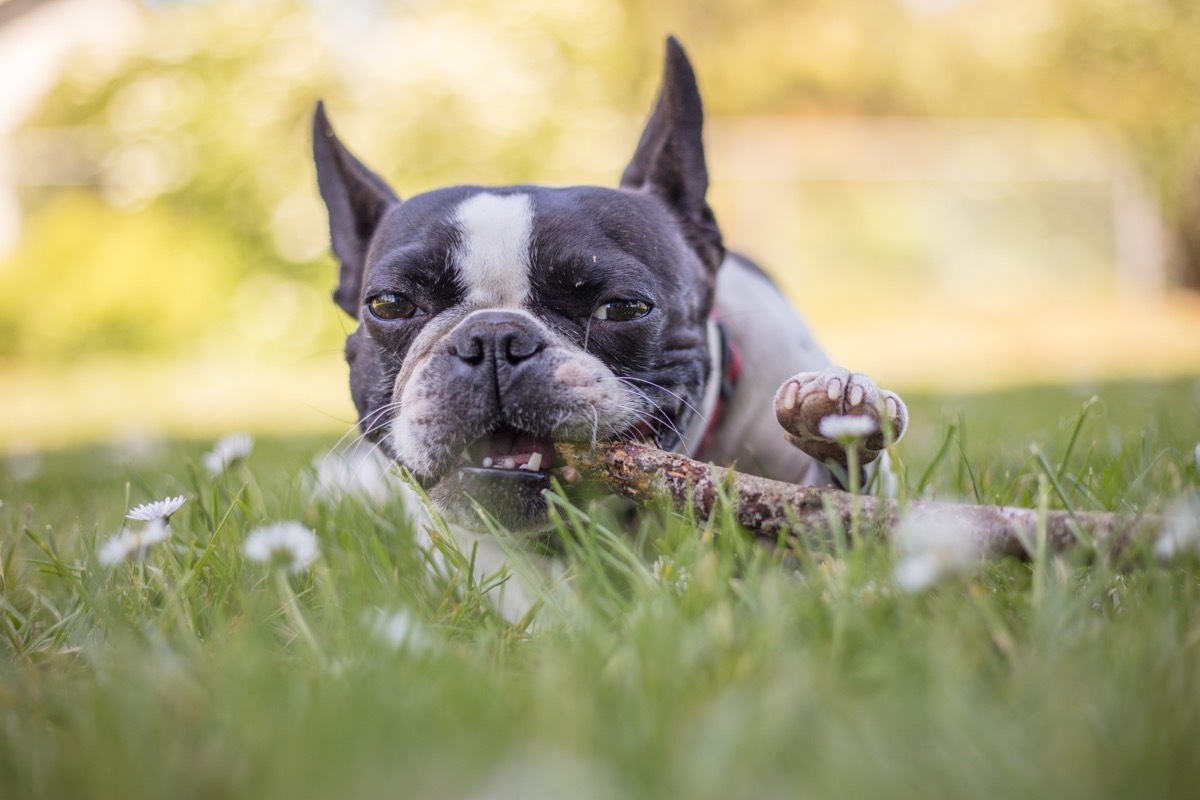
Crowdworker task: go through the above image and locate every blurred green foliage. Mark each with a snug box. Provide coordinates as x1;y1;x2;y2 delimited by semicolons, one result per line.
0;192;243;359
1;0;1198;364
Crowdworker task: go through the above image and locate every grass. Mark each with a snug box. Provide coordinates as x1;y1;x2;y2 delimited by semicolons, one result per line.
1;378;1199;800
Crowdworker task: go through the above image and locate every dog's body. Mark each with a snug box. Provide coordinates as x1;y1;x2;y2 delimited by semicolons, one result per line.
314;39;907;618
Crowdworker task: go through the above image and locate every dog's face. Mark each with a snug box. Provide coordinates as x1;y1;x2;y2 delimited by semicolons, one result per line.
314;39;723;529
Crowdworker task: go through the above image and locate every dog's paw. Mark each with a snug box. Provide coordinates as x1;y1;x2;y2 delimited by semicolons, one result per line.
773;367;907;466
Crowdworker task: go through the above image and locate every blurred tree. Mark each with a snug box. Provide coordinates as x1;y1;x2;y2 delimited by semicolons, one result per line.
2;0;1198;366
0;0;653;363
1;2;347;362
1032;0;1200;287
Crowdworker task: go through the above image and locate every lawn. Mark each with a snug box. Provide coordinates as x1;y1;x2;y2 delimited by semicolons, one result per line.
1;379;1199;800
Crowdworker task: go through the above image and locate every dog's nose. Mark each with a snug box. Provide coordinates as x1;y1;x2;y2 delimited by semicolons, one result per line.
448;310;546;367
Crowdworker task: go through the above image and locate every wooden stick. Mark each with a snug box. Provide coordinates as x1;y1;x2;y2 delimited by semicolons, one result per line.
555;441;1158;558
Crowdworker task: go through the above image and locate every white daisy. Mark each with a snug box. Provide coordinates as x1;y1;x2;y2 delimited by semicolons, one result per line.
203;433;254;474
1153;493;1200;561
651;555;690;593
126;495;186;523
364;608;430;652
243;522;319;573
310;443;392;505
98;519;171;567
818;414;877;441
892;506;982;592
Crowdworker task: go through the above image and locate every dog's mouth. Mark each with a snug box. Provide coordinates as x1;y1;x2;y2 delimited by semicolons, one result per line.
462;426;558;475
420;421;655;530
425;425;570;530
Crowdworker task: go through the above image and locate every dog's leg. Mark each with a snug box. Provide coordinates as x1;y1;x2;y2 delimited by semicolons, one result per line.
773;367;908;472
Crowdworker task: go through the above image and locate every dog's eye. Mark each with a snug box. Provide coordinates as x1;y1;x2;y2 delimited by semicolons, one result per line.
591;299;652;322
367;293;422;321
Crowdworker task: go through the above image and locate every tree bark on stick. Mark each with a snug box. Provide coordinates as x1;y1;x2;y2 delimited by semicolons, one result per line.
555;441;1157;558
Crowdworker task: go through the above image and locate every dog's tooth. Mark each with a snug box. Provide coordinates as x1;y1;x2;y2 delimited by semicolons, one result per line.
497;456;516;470
849;384;864;406
516;454;544;471
827;379;842;401
482;456;494;468
783;381;798;410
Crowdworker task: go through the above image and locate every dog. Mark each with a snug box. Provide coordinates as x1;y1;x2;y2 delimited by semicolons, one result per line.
313;38;908;617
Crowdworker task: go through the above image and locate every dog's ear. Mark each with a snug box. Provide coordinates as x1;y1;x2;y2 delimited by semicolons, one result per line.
312;102;399;318
620;37;723;271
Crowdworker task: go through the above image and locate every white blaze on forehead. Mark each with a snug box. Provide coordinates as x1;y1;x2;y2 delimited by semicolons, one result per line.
453;192;533;307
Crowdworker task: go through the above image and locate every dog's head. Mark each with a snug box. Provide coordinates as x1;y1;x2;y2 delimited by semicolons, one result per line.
313;38;723;529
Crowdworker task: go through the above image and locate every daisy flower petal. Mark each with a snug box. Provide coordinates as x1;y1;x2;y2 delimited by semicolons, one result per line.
309;443;392;506
1153;493;1200;562
364;608;431;652
97;519;171;567
126;495;186;523
98;536;131;567
892;506;981;592
651;555;690;593
243;522;319;574
818;414;877;441
893;552;943;593
204;433;254;475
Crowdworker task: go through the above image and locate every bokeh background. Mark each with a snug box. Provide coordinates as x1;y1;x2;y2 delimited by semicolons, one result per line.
2;0;1199;453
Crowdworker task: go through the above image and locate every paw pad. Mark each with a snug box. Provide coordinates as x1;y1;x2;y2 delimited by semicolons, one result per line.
774;367;907;466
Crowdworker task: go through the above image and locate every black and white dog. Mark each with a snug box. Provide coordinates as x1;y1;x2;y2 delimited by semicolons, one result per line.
314;38;907;613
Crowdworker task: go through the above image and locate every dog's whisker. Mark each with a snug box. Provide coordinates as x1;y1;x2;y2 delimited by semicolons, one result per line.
328;403;397;452
316;400;403;474
598;376;703;447
345;438;393;492
641;408;687;447
588;389;687;448
604;375;706;423
318;424;369;467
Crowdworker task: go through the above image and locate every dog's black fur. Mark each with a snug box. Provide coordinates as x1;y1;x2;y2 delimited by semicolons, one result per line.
313;38;908;533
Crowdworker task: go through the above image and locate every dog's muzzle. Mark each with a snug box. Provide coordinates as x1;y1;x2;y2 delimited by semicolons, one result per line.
411;311;571;528
435;309;560;481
